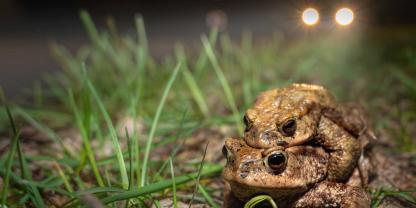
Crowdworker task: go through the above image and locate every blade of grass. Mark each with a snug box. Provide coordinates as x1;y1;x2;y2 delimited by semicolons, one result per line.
169;157;177;208
14;107;74;157
104;167;112;187
53;161;74;193
244;195;277;208
17;155;46;207
197;184;219;208
16;142;27;179
125;128;134;191
153;108;188;181
80;10;101;47
18;193;31;205
83;64;129;189
154;200;162;208
140;62;182;186
188;142;209;208
132;15;149;188
175;44;210;118
106;17;121;44
131;116;141;189
195;28;219;73
80;186;127;196
1;107;21;205
201;36;243;135
128;97;142;190
124;128;134;208
68;89;104;187
1;106;45;207
135;14;148;62
100;164;222;204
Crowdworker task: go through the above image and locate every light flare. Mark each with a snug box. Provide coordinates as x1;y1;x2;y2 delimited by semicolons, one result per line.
302;8;319;26
335;8;354;26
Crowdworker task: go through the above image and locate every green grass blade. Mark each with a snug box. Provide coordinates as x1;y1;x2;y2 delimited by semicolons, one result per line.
125;128;134;191
134;16;147;113
1;107;45;207
84;64;129;189
14;107;74;157
244;195;277;208
19;154;45;207
16;138;27;179
201;35;243;135
196;28;219;73
68;90;104;187
80;10;101;46
153;109;188;181
140;62;182;186
1;107;21;205
197;184;219;208
76;187;125;196
101;164;222;204
188;142;209;208
54;161;74;193
169;157;177;208
131;15;148;189
135;14;148;60
175;44;210;118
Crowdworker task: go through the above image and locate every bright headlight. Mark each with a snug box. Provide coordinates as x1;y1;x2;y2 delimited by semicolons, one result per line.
302;8;319;26
335;8;354;26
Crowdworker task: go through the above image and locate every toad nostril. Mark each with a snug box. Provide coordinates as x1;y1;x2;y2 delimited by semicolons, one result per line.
276;140;288;146
251;131;255;139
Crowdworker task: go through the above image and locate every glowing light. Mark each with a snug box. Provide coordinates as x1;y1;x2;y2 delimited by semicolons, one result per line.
302;8;319;26
335;8;354;26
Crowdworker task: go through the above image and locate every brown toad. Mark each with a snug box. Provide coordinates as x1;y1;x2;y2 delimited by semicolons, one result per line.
243;83;369;181
222;137;370;208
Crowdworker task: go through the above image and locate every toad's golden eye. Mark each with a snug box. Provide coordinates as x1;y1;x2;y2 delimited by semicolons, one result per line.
243;115;252;131
280;119;297;137
264;151;287;173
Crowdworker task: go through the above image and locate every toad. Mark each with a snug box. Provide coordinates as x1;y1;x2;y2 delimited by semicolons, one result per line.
222;137;370;207
243;83;370;181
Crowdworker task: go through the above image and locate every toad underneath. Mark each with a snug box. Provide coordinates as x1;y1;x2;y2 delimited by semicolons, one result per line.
222;138;370;207
242;83;371;181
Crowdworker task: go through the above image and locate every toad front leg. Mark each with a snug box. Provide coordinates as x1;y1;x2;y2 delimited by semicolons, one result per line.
292;181;370;208
316;116;361;182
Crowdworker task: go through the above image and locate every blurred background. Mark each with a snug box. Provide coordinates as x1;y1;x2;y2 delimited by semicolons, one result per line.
2;0;416;97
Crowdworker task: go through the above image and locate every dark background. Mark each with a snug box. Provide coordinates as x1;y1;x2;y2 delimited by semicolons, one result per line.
1;0;416;97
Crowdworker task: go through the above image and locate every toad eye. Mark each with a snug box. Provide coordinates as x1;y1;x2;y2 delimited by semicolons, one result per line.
243;115;252;131
264;151;287;173
279;119;297;137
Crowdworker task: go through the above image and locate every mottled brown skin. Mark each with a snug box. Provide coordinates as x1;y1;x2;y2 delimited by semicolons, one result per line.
243;83;366;181
222;138;370;208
